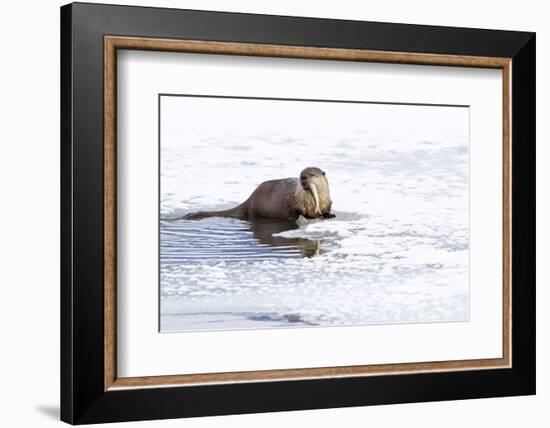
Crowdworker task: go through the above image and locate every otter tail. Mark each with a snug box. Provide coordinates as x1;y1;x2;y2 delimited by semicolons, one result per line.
181;202;248;220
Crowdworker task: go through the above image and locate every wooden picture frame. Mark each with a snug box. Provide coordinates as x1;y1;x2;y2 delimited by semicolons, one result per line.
61;2;535;424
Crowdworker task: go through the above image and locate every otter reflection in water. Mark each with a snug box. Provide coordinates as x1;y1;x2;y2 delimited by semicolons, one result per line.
246;218;325;258
183;167;335;222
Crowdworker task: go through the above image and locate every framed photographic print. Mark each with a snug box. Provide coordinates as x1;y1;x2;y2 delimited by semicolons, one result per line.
60;2;536;424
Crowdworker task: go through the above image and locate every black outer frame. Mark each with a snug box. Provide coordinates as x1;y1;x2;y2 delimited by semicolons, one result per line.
60;2;535;424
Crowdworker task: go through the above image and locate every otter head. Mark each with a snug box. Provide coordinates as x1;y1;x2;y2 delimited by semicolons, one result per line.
299;167;331;216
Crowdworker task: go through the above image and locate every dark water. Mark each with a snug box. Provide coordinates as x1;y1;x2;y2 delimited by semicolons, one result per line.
160;217;325;265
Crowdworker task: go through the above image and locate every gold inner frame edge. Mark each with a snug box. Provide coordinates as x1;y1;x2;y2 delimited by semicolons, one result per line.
104;36;512;391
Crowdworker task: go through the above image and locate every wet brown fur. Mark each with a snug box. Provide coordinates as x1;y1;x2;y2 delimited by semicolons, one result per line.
183;167;334;221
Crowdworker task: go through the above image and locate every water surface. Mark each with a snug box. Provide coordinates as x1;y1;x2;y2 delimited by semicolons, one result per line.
161;217;328;263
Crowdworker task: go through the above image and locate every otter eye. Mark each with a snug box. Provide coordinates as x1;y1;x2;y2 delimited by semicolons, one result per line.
322;172;326;176
300;175;306;180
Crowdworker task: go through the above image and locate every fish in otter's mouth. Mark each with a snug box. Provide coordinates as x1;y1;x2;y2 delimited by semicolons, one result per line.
309;182;322;216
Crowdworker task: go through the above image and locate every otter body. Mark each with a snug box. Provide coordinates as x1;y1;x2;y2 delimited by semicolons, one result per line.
183;167;334;221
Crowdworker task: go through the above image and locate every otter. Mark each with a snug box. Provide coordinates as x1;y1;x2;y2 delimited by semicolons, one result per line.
182;167;335;221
